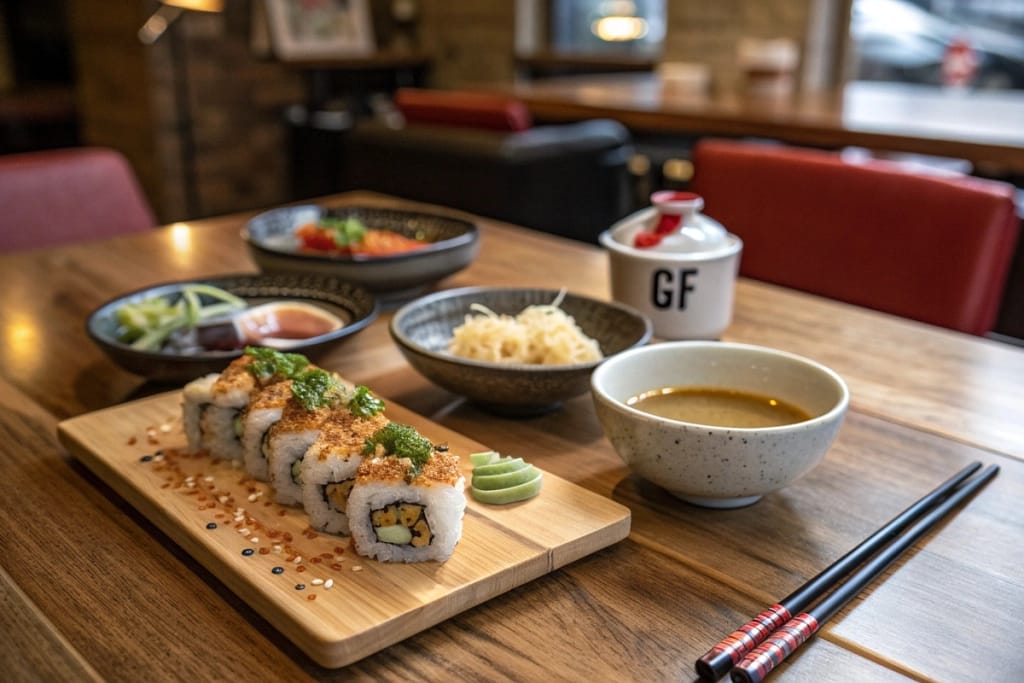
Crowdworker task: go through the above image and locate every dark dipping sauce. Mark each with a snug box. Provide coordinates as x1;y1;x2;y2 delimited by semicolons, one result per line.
627;386;812;428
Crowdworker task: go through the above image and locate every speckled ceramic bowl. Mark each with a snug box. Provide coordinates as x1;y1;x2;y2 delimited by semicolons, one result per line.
591;341;848;508
390;287;652;415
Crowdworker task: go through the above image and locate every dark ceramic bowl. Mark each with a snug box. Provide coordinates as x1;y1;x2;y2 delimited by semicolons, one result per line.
243;205;480;303
390;287;653;415
87;273;379;384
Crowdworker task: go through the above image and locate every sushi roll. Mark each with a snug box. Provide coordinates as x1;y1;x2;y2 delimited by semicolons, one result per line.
240;379;294;481
182;373;218;454
180;347;310;459
267;369;382;507
301;411;390;534
202;354;263;461
348;424;466;563
265;397;335;506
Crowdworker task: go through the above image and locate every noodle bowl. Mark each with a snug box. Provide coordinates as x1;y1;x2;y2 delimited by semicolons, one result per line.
389;287;652;415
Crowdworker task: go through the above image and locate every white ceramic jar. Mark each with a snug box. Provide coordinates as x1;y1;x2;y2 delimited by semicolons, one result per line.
599;192;743;340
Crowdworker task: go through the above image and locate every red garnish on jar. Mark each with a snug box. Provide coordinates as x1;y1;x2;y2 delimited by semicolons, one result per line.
634;232;664;248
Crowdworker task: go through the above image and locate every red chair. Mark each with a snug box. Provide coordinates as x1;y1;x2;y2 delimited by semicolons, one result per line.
689;139;1021;336
0;147;156;251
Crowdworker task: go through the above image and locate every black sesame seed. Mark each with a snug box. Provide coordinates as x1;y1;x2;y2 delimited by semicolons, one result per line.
242;548;255;557
206;522;217;530
140;454;153;462
295;584;306;590
272;566;284;575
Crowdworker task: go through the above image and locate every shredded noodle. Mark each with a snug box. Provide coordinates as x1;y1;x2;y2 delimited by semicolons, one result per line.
448;290;603;365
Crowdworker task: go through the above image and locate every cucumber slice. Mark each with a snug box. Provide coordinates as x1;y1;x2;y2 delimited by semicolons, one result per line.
472;465;540;491
473;457;526;477
375;524;413;545
469;451;501;467
471;472;543;504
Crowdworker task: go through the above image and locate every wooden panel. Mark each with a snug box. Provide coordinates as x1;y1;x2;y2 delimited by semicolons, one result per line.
0;566;103;683
56;391;630;668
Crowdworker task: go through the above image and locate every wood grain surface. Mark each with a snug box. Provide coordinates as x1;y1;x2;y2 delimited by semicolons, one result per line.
1;192;1022;681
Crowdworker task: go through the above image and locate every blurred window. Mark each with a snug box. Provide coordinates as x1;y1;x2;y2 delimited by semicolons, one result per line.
549;0;665;56
849;0;1024;90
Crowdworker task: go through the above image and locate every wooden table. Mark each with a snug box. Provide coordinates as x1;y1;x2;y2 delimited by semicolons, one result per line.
1;193;1022;681
496;74;1024;174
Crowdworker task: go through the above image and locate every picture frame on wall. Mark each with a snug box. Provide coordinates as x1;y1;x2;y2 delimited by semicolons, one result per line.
264;0;375;61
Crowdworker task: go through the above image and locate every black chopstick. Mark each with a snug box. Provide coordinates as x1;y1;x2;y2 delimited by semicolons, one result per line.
729;463;998;683
695;461;984;681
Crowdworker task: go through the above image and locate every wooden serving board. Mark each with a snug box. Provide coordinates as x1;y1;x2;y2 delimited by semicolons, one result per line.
57;391;630;668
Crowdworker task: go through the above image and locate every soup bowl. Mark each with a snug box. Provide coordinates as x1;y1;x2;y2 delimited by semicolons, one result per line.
590;341;849;508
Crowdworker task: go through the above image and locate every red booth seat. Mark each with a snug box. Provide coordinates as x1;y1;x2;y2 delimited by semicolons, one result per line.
394;88;533;132
0;147;156;252
690;139;1020;336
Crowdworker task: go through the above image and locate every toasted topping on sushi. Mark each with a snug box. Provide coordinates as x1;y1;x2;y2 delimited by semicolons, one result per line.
211;355;259;402
243;346;310;382
246;379;294;411
418;451;463;487
358;448;462;488
274;396;335;433
313;413;389;461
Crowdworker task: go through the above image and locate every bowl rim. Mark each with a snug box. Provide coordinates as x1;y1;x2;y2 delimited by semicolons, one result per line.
390;285;653;373
241;204;480;265
86;272;380;363
590;340;850;432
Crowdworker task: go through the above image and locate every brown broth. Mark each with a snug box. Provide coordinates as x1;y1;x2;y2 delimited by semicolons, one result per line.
626;386;812;428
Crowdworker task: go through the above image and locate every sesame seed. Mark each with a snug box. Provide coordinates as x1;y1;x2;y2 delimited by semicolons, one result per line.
206;522;217;530
294;584;305;590
160;424;172;433
218;496;229;504
352;566;362;572
324;579;334;589
250;537;259;543
241;548;254;557
311;578;324;585
273;544;282;553
239;528;250;536
293;556;302;564
272;566;284;575
203;476;214;483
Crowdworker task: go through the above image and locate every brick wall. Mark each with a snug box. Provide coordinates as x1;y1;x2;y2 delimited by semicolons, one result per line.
66;0;816;223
